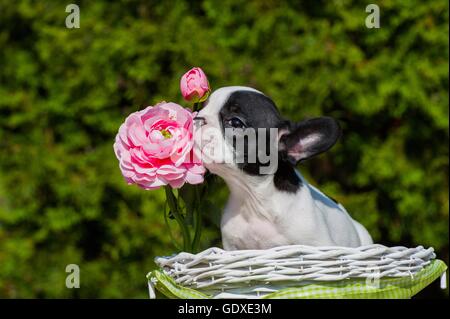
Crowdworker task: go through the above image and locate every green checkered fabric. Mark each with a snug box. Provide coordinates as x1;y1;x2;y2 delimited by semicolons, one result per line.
147;259;447;299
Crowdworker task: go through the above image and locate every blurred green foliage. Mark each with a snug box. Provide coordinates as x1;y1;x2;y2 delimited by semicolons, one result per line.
0;0;448;298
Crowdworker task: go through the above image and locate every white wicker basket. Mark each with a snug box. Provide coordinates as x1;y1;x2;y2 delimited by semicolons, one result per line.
152;244;446;298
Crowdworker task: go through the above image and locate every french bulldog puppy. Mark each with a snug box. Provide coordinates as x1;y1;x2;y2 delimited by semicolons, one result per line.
194;86;373;250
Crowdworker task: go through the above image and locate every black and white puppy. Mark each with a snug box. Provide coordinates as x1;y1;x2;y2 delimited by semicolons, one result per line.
194;86;373;250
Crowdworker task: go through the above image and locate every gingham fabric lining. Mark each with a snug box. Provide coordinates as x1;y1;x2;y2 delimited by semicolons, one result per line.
147;259;447;299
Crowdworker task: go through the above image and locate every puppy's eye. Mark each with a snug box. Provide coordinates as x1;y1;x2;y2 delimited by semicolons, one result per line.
226;117;246;129
194;117;206;127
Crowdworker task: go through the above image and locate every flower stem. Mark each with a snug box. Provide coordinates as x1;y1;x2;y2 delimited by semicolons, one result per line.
193;102;200;112
163;201;181;252
191;186;203;252
164;186;191;252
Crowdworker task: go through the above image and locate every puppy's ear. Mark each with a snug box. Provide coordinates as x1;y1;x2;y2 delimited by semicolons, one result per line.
279;117;341;165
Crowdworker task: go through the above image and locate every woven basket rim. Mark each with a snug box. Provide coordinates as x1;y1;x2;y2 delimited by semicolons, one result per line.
156;243;434;260
150;244;446;298
155;244;436;288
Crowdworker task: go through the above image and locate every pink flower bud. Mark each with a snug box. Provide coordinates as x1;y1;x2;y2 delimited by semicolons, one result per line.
180;67;210;103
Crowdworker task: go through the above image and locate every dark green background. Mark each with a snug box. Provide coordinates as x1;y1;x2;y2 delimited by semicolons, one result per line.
0;0;448;298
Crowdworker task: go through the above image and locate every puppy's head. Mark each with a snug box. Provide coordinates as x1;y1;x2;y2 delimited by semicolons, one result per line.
194;86;341;192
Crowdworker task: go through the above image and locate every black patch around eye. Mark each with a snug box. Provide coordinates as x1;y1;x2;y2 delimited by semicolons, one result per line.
226;117;246;128
218;90;302;193
220;91;282;174
229;104;240;113
219;91;283;131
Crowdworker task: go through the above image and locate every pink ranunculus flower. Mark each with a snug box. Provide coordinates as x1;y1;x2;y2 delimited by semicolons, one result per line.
113;102;206;190
180;67;210;102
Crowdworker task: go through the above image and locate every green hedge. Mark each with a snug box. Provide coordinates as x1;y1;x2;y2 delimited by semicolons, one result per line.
0;0;448;298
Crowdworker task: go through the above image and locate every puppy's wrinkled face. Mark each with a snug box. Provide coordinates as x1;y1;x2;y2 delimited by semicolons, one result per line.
194;86;285;176
194;86;341;192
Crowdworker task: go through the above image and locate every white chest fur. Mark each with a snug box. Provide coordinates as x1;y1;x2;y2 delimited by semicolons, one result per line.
219;170;373;250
